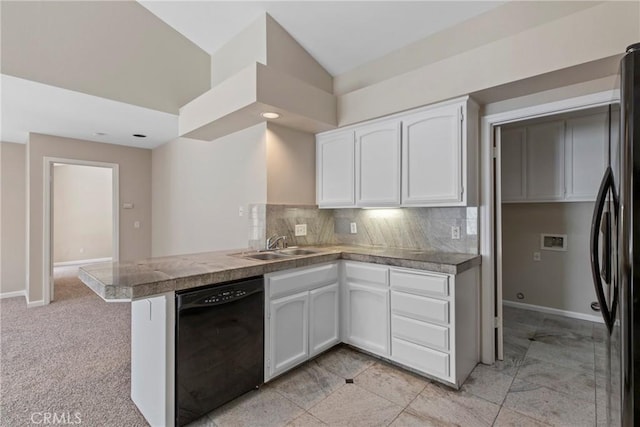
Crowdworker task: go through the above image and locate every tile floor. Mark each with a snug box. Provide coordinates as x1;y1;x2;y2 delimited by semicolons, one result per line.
188;306;604;427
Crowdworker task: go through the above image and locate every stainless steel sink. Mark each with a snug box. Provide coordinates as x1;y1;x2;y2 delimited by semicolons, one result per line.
276;248;318;256
243;252;290;261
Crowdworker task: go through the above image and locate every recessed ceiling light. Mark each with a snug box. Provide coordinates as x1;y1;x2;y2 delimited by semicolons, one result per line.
261;112;280;119
133;134;147;138
94;132;107;136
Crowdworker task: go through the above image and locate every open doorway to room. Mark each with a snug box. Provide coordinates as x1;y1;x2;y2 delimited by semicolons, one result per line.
44;159;119;303
487;100;619;424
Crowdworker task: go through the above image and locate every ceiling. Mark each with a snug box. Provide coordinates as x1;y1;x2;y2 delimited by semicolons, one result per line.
139;1;504;76
1;1;507;149
1;75;178;149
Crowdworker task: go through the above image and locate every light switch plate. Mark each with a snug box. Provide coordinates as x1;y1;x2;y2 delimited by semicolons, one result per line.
451;226;460;240
295;224;307;236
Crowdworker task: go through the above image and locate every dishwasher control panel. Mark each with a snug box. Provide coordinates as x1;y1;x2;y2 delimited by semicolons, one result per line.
204;289;248;303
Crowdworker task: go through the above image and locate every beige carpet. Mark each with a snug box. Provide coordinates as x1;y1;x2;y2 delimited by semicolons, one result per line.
0;267;148;426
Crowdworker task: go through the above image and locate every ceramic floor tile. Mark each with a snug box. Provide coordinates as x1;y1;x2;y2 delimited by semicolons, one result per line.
517;356;596;403
531;329;596;353
493;407;550;427
185;414;217;427
461;364;514;405
354;361;428;406
525;340;594;372
314;346;376;379
539;314;595;338
308;384;403;427
388;410;454;427
502;306;544;328
504;378;595;426
407;382;500;426
209;388;304;427
285;412;326;427
271;362;344;409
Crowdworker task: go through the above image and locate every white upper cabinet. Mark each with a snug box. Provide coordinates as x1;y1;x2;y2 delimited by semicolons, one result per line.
565;112;608;201
526;120;565;201
401;104;463;205
501;108;612;203
316;131;355;207
500;128;527;202
316;96;478;208
355;120;401;207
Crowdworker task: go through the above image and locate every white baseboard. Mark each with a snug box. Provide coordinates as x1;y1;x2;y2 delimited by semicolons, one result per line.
503;300;604;324
26;299;46;308
54;257;112;267
0;290;26;300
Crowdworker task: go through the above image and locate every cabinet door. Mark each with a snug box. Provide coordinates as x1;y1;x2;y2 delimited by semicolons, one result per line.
345;282;390;356
309;283;340;357
500;127;527;202
317;131;355;207
355;120;401;206
269;291;309;377
526;121;565;201
402;104;462;205
565;112;608;201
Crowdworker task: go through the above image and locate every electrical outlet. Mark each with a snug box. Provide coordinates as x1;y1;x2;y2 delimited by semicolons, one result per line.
451;226;461;240
533;252;541;261
295;224;307;236
134;221;141;229
350;222;357;234
238;206;244;217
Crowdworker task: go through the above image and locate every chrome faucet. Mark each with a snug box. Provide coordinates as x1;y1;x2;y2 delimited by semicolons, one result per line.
266;235;287;250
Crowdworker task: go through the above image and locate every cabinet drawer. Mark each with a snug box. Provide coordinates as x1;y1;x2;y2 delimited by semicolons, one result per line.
392;337;450;379
345;262;388;286
269;263;338;298
391;291;449;324
390;269;448;298
392;314;449;352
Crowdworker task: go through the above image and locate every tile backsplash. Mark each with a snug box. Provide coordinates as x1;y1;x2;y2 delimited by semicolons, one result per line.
253;204;478;254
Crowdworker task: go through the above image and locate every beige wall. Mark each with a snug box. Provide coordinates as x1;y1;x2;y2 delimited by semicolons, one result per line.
27;133;152;303
502;202;596;316
336;1;639;125
151;124;268;257
0;142;26;295
2;1;210;113
266;123;315;205
53;164;112;263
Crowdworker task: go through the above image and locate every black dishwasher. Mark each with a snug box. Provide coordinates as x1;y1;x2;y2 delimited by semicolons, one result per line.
175;276;264;427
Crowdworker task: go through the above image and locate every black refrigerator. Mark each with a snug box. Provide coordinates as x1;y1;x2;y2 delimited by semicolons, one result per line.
591;42;640;426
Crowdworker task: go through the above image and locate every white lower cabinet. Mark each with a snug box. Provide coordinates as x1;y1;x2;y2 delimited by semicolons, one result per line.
266;260;479;389
389;267;479;387
265;263;340;380
269;291;309;377
309;283;340;357
344;282;390;356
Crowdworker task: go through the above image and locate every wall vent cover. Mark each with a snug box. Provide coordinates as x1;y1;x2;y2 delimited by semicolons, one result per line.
540;234;567;251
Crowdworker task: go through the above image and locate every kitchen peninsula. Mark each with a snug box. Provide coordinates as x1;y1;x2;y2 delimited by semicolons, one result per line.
79;246;481;427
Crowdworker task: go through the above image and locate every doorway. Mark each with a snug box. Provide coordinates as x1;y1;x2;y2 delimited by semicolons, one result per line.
43;158;119;304
479;90;619;365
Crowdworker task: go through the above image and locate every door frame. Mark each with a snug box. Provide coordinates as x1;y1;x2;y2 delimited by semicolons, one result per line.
479;90;619;364
43;157;119;305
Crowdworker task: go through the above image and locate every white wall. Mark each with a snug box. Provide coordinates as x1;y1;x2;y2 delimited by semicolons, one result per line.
53;164;112;263
502;202;597;316
0;142;26;296
151;123;267;257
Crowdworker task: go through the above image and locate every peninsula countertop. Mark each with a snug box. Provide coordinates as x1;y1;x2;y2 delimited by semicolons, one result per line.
78;245;482;301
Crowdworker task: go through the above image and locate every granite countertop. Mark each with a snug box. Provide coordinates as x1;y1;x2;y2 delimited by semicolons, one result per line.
78;245;481;301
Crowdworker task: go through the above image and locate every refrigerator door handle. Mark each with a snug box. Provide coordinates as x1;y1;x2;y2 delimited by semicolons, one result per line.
590;166;616;333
